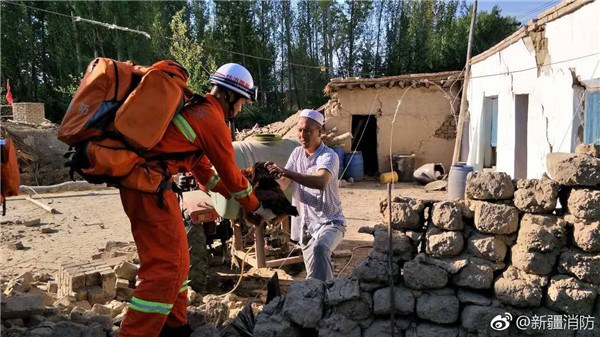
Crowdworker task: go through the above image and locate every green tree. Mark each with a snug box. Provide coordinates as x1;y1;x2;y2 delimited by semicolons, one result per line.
169;7;215;93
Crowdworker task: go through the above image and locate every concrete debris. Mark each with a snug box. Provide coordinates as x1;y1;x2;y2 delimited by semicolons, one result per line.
7;240;24;250
114;261;138;283
23;218;42;227
1;293;45;319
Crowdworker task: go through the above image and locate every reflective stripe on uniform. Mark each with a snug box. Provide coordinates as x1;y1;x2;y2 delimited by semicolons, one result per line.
129;296;173;315
179;280;190;293
172;114;197;143
231;183;252;199
205;172;221;190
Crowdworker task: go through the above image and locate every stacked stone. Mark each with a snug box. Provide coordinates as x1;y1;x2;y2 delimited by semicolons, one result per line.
545;145;600;320
487;173;561;310
252;145;600;337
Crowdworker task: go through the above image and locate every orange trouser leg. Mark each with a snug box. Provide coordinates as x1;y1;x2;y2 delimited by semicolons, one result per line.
117;187;190;337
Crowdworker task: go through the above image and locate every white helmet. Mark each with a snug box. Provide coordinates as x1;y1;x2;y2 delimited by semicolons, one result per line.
209;63;258;101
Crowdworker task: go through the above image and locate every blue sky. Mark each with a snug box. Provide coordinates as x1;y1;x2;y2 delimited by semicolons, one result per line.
471;0;562;24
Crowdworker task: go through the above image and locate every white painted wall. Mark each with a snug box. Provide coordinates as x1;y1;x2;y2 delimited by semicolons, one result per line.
466;0;600;179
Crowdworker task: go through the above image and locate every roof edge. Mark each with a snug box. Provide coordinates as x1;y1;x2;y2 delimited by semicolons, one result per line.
470;0;594;65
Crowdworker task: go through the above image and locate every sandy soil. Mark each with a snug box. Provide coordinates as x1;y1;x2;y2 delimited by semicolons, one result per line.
1;180;446;287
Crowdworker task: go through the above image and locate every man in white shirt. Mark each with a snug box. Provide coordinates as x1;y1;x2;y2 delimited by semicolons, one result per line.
266;109;345;281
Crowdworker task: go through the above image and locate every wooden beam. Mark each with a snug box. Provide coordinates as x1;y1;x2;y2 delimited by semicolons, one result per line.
255;224;266;268
25;197;61;214
265;256;304;268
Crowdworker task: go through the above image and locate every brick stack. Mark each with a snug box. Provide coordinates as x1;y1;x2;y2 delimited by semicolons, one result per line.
12;103;45;124
57;261;116;305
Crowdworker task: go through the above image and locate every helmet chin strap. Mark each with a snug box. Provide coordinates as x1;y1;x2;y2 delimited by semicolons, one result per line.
226;91;239;120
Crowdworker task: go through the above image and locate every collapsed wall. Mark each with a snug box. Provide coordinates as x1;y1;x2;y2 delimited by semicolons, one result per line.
2;121;70;186
253;144;600;337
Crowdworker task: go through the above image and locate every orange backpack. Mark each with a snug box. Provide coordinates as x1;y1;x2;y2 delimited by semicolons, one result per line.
1;138;21;215
58;58;200;193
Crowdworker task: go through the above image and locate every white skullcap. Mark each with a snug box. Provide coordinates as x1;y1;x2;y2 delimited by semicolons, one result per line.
299;109;324;126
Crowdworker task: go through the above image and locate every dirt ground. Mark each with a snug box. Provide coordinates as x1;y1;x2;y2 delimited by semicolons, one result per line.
1;179;446;293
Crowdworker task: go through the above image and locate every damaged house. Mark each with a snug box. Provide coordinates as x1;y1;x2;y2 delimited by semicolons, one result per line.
322;71;461;176
465;0;600;178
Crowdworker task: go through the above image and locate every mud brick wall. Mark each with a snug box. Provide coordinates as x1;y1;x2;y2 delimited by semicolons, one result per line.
12;103;45;125
252;144;600;337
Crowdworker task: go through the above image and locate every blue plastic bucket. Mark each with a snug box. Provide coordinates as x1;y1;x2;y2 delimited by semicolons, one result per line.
345;151;364;181
331;146;345;178
448;162;474;199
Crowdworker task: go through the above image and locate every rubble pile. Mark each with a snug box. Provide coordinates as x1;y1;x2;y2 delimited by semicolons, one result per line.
0;241;237;337
252;145;600;337
235;111;300;141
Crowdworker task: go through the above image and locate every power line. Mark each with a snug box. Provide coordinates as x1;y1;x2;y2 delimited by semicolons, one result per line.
469;52;600;79
2;0;151;39
514;1;561;22
3;0;329;72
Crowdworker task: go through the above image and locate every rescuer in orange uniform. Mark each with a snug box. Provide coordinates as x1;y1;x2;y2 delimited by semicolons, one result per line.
118;63;276;337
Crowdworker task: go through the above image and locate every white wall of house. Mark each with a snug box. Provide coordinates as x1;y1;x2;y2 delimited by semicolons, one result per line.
466;0;600;179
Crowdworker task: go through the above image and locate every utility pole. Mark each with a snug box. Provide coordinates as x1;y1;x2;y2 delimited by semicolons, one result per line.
452;0;478;164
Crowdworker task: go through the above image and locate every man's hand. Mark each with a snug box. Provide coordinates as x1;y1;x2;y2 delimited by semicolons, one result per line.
265;161;284;179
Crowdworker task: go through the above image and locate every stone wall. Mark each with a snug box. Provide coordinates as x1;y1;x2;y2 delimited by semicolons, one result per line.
253;144;600;337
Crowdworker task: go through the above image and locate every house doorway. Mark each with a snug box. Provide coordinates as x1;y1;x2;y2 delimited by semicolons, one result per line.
351;115;378;176
483;97;498;169
514;94;529;178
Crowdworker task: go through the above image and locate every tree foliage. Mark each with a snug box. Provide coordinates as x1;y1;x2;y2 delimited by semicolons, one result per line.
0;0;518;128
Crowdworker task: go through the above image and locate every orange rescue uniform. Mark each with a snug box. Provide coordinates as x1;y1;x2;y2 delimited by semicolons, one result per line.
117;94;259;337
